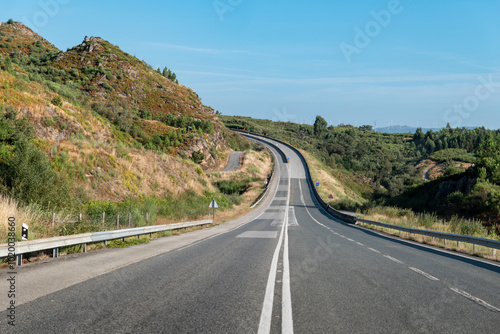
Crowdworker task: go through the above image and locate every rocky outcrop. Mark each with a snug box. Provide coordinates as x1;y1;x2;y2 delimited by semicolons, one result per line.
435;174;476;200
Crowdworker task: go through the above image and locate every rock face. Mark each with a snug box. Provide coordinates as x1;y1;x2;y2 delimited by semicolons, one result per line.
0;21;48;42
435;174;476;200
81;36;105;53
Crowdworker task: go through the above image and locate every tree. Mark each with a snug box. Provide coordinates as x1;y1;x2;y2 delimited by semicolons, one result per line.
477;136;500;184
7;19;14;25
313;115;327;137
359;125;373;131
413;127;424;144
424;137;436;153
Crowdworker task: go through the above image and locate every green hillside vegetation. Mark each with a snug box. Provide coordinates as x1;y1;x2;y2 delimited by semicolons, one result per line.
221;115;500;235
0;20;258;244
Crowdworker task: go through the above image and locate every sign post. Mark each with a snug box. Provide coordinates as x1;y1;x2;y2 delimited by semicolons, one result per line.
209;199;219;223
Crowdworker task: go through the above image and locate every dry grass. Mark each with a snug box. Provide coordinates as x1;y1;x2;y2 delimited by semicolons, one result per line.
202;149;272;224
299;149;365;207
0;195;48;241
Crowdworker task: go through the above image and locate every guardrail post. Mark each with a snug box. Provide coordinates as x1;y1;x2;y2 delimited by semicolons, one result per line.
473;244;476;253
104;240;107;246
79;213;82;222
82;243;86;253
102;212;106;230
494;249;497;258
444;239;447;247
457;241;460;249
16;254;22;266
53;247;58;258
117;214;120;229
52;213;55;228
128;213;131;227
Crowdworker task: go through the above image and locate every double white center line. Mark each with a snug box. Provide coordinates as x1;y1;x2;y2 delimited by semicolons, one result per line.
258;164;293;334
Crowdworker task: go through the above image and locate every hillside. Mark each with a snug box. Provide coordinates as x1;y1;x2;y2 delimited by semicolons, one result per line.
221;115;500;235
0;21;239;168
0;20;260;242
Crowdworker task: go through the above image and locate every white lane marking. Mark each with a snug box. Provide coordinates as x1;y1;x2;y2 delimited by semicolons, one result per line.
236;231;279;239
298;181;327;228
383;255;403;264
346;238;354;242
258;163;293;334
282;168;294;334
356;242;365;246
449;288;500;312
288;206;299;227
368;247;380;254
258;207;286;334
409;267;440;281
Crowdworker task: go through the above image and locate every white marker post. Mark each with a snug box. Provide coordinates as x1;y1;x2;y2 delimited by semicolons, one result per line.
22;223;28;241
209;199;219;223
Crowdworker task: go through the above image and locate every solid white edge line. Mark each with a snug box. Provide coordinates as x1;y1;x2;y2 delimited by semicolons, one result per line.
449;288;500;312
298;181;327;228
282;164;294;334
408;267;440;281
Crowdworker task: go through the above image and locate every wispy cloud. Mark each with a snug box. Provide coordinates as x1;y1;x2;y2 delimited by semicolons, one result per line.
183;71;496;87
397;47;497;71
138;41;269;56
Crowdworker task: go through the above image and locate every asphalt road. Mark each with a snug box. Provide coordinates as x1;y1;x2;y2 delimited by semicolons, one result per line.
222;151;244;172
1;134;499;333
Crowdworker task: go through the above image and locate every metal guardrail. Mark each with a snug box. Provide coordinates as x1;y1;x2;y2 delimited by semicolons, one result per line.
356;218;500;251
236;129;500;254
1;220;213;266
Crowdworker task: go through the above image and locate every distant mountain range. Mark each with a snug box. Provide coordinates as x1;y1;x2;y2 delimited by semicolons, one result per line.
376;125;476;134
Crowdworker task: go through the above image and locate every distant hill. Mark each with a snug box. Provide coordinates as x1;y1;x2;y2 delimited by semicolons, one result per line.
376;125;477;134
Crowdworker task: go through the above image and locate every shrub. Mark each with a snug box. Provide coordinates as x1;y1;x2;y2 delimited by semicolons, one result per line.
213;179;250;195
101;82;113;91
209;147;217;159
44;117;56;127
192;150;205;164
51;96;63;107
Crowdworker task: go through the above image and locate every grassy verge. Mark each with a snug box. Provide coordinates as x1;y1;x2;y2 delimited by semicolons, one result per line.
358;206;500;261
301;151;500;262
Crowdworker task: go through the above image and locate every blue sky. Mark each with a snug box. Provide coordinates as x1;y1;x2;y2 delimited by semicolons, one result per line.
2;0;500;129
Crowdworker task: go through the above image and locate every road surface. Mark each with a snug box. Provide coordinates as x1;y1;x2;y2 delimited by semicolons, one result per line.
222;151;244;172
1;134;499;333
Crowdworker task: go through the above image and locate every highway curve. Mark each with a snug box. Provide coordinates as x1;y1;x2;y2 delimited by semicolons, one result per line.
1;134;499;333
